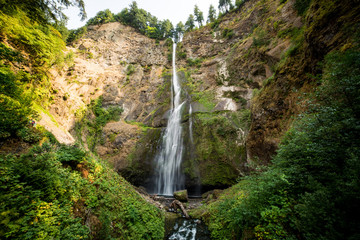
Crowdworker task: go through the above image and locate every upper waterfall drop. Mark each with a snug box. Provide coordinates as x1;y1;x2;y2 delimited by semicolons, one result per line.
154;42;185;196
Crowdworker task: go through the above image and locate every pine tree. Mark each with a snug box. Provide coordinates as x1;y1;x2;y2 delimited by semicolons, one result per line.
207;4;217;23
175;22;185;42
194;5;204;27
185;14;195;31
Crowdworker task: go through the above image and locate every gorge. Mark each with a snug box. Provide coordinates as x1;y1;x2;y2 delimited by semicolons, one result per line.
1;0;360;239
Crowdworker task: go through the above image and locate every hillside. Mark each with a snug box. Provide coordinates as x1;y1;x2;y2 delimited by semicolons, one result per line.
1;0;360;239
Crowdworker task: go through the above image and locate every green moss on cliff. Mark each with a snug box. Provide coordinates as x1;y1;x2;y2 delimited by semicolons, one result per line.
75;97;123;152
119;128;162;186
185;110;250;188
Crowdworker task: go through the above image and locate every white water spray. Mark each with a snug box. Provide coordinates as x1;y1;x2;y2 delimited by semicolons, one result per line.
155;42;185;195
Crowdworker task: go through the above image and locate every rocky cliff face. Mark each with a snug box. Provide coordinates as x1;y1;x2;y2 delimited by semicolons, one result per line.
44;0;359;193
45;22;172;178
175;0;303;188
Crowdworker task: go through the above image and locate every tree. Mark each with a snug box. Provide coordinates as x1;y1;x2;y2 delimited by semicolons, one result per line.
185;14;195;32
207;4;217;23
160;20;174;39
86;9;114;26
194;5;204;27
0;0;86;23
175;22;185;42
235;0;246;8
218;0;233;13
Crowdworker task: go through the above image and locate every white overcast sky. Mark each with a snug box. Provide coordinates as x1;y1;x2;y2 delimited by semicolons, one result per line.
64;0;223;29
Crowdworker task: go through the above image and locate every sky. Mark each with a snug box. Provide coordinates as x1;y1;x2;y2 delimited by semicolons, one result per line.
64;0;221;30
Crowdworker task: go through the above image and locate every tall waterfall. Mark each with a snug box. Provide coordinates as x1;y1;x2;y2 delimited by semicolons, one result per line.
154;42;185;196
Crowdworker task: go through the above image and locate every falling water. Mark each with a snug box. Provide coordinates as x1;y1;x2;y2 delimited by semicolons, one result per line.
154;42;185;196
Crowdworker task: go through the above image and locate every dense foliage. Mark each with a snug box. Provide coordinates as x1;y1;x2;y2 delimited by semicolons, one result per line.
0;140;164;239
203;49;360;239
0;0;86;24
0;8;68;139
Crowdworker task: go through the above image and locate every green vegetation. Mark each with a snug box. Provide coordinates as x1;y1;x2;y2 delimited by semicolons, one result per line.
0;7;68;139
69;1;175;42
0;0;86;24
75;97;123;151
86;9;114;26
207;4;217;23
186;58;203;68
294;0;312;15
189;110;250;187
0;66;33;138
0;141;164;239
199;49;360;239
194;5;204;27
222;28;235;39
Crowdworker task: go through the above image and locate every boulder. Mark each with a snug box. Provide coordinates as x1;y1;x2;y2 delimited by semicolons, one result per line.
173;190;188;202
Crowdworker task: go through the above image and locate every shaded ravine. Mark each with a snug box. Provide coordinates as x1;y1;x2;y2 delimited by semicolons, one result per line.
154;42;185;196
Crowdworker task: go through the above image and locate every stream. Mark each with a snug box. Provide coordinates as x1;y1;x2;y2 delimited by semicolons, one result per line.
167;218;211;240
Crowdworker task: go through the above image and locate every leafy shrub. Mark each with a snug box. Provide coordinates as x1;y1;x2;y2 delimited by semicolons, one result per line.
17;127;43;143
0;67;34;138
186;58;203;68
222;28;234;39
295;0;312;15
0;10;65;67
67;26;87;43
0;143;164;239
210;18;221;29
252;29;270;47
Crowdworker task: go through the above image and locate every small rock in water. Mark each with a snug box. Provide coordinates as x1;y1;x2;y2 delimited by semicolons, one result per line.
174;190;188;202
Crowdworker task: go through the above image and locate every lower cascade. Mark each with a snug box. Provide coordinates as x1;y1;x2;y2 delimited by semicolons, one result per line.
154;42;185;196
167;219;210;240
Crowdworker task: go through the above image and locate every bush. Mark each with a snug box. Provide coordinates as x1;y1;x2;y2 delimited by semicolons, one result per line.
294;0;312;15
0;143;164;239
222;28;234;39
0;67;34;138
17;127;43;143
186;58;203;68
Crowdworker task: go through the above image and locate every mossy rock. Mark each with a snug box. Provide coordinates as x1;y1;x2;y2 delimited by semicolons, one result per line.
182;111;250;191
119;128;162;186
164;212;181;237
174;189;188;202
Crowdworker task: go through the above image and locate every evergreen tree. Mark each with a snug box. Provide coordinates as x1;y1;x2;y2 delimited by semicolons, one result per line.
207;4;217;23
235;0;246;8
86;9;114;26
194;5;204;27
185;14;195;32
218;0;233;13
160;20;174;39
175;21;185;42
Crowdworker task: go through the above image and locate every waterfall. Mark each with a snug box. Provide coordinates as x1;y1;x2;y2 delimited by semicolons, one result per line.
154;42;185;196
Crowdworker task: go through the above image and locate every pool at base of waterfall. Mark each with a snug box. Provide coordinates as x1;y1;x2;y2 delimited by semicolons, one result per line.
166;218;211;240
